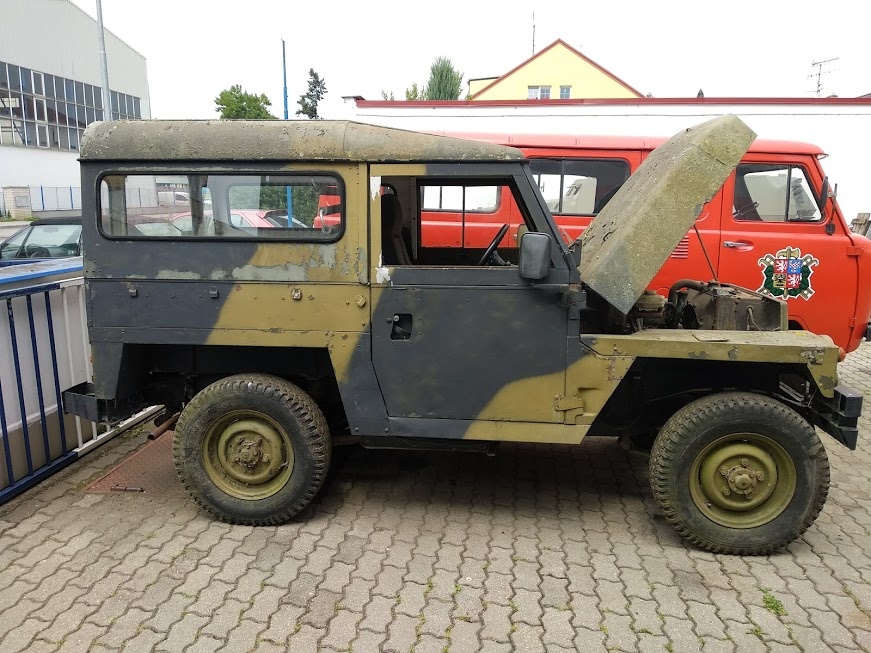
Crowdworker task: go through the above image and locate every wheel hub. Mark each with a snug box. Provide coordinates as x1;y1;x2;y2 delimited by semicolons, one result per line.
721;458;766;497
203;413;294;500
689;434;796;529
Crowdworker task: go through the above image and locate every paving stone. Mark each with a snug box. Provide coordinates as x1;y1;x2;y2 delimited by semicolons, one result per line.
217;618;265;653
351;629;388;653
3;346;871;653
383;613;419;653
154;613;208;652
481;602;512;643
300;588;341;629
321;609;363;650
0;617;49;653
95;607;152;649
119;627;165;653
200;598;248;640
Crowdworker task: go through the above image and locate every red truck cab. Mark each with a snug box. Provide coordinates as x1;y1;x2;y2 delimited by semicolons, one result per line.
425;133;871;353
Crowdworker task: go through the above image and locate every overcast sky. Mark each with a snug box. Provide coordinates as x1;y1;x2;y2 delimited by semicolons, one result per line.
71;0;869;120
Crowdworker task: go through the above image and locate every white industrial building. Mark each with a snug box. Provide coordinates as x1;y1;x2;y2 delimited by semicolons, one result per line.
0;0;150;216
344;97;871;223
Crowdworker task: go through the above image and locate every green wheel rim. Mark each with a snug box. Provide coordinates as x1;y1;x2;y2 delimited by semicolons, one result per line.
689;433;796;529
202;410;294;500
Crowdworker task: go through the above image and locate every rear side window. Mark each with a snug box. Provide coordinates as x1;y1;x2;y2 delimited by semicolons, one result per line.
529;158;629;215
733;164;821;222
99;173;344;240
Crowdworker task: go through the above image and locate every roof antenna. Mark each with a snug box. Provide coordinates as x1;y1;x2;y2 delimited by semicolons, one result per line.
531;12;536;56
809;57;839;96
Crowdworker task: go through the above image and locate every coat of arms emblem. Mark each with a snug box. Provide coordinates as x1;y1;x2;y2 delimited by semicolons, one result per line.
757;246;819;300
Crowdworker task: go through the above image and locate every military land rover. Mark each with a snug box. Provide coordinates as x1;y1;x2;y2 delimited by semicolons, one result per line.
64;116;862;554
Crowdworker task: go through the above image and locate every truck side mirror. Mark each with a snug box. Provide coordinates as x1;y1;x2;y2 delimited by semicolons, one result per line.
519;232;551;280
818;176;829;215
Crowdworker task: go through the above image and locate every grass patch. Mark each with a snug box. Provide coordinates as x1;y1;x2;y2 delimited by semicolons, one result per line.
762;589;787;617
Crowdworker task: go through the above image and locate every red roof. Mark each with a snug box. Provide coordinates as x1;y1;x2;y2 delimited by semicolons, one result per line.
355;96;871;108
469;39;644;100
431;132;826;156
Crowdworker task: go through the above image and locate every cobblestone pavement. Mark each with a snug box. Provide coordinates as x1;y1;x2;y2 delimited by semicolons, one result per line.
2;348;871;652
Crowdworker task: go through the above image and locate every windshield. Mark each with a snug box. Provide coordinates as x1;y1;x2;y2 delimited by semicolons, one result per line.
1;223;81;258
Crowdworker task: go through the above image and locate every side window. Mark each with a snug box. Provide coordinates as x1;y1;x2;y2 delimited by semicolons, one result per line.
420;185;499;212
99;173;344;240
733;164;821;222
529;158;630;215
400;179;535;266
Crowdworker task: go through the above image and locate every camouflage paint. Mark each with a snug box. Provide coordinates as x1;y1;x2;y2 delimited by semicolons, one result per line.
76;119;844;446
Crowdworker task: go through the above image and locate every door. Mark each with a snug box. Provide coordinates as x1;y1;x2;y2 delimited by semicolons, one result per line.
369;165;570;428
718;157;855;348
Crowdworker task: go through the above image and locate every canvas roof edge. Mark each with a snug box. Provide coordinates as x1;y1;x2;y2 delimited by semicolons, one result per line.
79;120;526;162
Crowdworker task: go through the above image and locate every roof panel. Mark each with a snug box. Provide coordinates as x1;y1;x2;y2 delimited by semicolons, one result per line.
80;120;525;162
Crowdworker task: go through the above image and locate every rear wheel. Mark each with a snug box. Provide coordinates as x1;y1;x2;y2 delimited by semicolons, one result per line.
650;392;829;555
173;374;330;525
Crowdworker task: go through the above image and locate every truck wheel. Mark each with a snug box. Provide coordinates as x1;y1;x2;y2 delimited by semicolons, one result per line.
173;374;330;525
650;392;829;555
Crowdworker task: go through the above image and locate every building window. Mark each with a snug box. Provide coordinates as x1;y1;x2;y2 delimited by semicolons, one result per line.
560;85;571;99
528;86;552;100
0;59;143;150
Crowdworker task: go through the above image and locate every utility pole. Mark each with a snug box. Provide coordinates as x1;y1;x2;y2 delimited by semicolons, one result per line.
96;0;112;120
809;57;839;96
282;39;293;219
282;39;289;120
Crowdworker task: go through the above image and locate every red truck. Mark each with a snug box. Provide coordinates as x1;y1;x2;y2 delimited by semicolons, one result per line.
412;133;871;354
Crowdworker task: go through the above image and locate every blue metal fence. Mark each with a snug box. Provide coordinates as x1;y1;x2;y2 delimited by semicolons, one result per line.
0;259;161;504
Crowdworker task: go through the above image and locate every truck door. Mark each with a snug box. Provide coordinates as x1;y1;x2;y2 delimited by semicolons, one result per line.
368;164;572;440
717;157;855;349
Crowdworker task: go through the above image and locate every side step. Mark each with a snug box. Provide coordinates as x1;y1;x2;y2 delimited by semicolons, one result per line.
361;436;497;455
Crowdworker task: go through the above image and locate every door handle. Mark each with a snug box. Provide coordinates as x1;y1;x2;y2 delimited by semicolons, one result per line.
723;240;753;249
389;313;412;340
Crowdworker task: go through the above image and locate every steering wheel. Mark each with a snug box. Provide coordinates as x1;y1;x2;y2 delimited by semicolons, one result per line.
26;246;52;259
478;223;510;266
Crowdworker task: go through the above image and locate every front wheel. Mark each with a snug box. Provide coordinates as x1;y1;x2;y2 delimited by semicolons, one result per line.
650;392;829;555
173;374;330;525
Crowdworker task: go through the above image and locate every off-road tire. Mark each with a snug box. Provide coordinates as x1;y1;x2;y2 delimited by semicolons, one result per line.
650;392;829;555
173;373;330;525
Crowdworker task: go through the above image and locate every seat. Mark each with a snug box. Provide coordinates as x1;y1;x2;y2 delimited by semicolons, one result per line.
381;194;412;265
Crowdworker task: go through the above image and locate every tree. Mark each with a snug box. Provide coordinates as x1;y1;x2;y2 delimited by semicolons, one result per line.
296;69;327;119
424;57;463;100
405;82;426;101
214;85;276;119
380;90;395;100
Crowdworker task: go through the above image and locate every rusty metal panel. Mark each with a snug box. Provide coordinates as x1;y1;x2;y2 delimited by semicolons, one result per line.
579;115;756;314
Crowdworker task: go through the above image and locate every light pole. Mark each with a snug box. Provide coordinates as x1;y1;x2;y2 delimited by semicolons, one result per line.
282;39;293;220
96;0;112;121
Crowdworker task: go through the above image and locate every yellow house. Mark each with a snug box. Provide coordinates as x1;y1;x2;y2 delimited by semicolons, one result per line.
469;39;642;101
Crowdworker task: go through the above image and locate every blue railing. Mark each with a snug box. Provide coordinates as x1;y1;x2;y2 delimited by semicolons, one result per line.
0;258;161;504
0;260;88;502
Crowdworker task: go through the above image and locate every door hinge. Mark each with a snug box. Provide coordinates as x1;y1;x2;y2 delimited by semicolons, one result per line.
554;394;585;425
849;317;857;328
847;246;862;257
554;395;584;411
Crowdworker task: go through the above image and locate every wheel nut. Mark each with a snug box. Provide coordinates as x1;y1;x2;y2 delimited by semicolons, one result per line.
756;471;765;481
719;466;729;476
722;487;731;496
741;459;749;467
262;454;270;463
